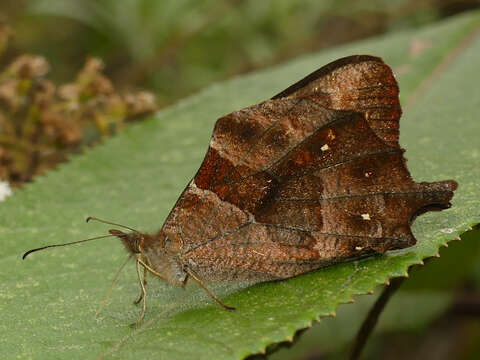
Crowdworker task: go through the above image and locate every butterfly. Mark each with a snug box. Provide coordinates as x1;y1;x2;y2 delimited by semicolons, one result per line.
24;55;457;326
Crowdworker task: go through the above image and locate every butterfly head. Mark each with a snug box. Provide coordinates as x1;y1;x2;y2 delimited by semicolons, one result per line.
108;229;145;254
108;228;185;284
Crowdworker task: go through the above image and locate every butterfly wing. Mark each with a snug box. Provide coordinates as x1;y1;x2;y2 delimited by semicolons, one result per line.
161;56;456;282
272;55;402;148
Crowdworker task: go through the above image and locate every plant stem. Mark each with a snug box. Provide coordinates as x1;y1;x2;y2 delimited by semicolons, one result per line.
349;277;406;360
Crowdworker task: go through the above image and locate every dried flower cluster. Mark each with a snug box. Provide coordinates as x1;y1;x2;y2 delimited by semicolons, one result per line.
0;25;158;186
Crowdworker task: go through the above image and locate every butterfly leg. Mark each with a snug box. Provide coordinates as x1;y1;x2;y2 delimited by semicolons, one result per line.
96;254;132;317
184;266;236;311
131;255;147;327
133;266;147;305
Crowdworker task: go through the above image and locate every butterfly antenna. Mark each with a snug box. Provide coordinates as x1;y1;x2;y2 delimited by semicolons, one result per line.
22;234;116;259
86;217;139;233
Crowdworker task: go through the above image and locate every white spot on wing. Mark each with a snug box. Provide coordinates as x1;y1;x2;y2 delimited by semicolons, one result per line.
321;144;329;152
361;213;371;220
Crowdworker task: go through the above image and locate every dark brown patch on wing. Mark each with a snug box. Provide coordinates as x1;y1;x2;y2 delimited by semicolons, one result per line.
273;55;401;148
205;98;338;182
213;171;279;214
269;112;388;180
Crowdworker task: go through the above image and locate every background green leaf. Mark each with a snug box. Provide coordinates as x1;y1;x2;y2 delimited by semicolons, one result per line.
1;11;479;360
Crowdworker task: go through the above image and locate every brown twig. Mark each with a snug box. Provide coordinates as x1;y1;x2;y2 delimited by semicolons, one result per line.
449;293;480;317
349;277;406;360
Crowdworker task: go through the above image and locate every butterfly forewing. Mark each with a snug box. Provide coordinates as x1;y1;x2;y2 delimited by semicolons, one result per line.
272;55;401;148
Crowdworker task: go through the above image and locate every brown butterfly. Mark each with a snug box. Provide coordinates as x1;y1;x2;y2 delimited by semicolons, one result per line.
23;55;457;326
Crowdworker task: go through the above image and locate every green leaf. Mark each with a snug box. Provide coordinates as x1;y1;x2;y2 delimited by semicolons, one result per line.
2;11;480;360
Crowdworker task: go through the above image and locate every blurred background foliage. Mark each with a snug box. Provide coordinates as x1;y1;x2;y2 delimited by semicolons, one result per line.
1;0;479;187
3;0;479;104
1;1;480;359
